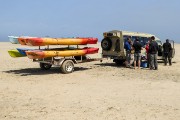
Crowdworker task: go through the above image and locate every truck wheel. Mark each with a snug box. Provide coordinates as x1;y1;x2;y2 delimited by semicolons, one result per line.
101;38;112;51
113;59;125;66
61;60;74;74
40;63;52;70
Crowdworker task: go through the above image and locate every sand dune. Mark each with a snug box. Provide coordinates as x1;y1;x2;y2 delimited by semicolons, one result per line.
0;42;180;120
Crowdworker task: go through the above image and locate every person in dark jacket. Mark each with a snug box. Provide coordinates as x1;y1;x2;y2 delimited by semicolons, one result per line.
132;38;143;69
124;38;132;67
149;36;159;70
163;39;172;65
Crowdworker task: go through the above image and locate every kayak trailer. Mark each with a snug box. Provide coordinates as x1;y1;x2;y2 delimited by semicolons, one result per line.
32;55;102;74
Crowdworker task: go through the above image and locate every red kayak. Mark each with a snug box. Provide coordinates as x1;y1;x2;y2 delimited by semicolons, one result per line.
18;37;98;46
25;47;99;59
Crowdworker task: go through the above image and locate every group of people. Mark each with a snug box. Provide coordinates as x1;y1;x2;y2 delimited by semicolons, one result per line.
124;36;173;70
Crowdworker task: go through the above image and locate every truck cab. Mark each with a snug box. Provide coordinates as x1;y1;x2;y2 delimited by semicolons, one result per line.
101;30;173;65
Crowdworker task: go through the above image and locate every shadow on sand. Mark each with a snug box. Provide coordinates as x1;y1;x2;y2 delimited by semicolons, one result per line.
3;67;90;76
158;60;177;64
94;61;177;70
94;62;125;68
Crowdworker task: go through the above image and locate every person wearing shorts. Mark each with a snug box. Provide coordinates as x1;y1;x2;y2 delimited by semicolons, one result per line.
132;38;143;69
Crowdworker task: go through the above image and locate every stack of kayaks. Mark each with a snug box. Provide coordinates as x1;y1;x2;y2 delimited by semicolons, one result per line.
8;36;99;59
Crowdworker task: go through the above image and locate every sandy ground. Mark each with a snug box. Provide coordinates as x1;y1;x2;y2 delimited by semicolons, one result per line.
0;42;180;120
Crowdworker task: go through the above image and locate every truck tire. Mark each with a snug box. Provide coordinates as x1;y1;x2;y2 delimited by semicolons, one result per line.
101;38;112;51
40;63;52;70
61;60;74;74
113;59;125;66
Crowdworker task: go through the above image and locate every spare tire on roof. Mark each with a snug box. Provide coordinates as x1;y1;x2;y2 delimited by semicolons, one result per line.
101;37;112;51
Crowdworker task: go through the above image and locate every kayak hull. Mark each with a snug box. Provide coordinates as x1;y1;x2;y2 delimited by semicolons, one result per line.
26;48;99;59
16;48;32;56
18;37;98;46
8;36;19;44
18;37;36;45
16;47;77;56
8;50;26;57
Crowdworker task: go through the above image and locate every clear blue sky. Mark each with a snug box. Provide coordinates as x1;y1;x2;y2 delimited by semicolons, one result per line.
0;0;180;42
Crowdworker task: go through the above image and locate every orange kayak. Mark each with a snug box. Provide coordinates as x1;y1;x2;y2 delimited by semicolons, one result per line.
25;48;99;59
18;37;98;46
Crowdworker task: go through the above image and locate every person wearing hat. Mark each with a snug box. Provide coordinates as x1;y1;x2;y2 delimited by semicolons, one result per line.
132;38;143;69
163;39;172;66
149;36;159;70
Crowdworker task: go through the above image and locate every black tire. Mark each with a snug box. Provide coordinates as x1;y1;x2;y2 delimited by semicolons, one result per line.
113;59;125;66
61;60;74;74
101;37;112;51
40;63;52;70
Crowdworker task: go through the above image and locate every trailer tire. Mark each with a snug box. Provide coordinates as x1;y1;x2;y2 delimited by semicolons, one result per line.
40;63;52;70
101;38;112;51
61;60;74;74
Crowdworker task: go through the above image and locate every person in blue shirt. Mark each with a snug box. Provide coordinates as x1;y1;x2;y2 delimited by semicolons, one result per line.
124;38;132;67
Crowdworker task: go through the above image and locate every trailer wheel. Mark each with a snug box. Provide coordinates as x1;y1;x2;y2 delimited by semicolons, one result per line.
40;63;52;70
61;60;74;74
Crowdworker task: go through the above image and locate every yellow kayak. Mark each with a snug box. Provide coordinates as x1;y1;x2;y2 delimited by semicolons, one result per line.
18;37;98;46
26;48;99;59
8;49;26;58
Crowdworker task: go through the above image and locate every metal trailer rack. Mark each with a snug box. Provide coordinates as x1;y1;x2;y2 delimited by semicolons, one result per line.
32;45;102;74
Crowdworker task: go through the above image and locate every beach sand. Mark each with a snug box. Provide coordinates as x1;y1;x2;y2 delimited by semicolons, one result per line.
0;42;180;120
